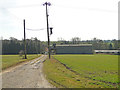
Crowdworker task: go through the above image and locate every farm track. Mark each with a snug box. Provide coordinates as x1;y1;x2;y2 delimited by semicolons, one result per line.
1;55;54;88
54;57;118;87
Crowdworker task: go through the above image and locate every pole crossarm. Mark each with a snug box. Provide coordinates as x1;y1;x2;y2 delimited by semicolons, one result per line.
43;2;51;6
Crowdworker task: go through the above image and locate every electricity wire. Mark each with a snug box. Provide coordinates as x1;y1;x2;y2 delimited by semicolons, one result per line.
2;8;23;21
26;28;46;31
0;4;43;9
0;3;116;13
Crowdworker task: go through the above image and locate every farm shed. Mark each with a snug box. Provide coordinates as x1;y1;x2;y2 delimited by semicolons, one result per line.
54;44;93;54
94;50;120;55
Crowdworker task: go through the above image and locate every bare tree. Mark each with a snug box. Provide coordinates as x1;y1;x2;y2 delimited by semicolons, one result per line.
71;37;81;44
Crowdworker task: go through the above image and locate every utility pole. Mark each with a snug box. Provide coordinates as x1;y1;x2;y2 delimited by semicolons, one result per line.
24;19;27;59
43;2;51;59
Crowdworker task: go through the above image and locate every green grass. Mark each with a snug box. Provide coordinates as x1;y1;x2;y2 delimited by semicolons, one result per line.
2;54;41;70
43;54;118;88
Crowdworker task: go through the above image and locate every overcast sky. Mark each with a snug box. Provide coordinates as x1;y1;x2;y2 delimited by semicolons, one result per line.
0;0;119;41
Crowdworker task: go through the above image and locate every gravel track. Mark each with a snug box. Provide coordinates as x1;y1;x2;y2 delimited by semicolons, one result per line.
1;55;54;88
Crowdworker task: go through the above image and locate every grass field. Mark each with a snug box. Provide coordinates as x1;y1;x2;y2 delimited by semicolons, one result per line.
43;54;118;88
2;54;41;70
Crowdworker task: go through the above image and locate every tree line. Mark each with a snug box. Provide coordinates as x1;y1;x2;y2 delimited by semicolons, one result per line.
2;37;120;55
51;37;120;50
2;37;47;55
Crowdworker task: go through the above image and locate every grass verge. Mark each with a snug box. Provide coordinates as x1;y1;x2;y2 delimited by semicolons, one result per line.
43;56;117;88
2;54;41;70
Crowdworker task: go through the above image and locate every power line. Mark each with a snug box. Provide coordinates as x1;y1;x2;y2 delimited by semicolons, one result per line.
1;3;116;13
2;8;23;21
0;4;43;9
26;28;46;31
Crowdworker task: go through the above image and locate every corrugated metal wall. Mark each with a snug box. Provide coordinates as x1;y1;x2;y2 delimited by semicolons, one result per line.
56;46;93;54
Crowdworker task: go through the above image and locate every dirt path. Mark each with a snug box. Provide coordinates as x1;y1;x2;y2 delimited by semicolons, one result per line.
1;55;54;88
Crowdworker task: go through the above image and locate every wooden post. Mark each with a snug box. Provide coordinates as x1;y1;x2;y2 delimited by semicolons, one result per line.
24;19;27;59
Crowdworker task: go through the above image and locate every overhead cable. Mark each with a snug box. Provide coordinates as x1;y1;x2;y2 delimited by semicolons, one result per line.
26;28;46;31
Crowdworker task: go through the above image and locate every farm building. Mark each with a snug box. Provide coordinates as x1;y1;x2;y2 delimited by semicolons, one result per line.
52;44;93;54
94;50;120;55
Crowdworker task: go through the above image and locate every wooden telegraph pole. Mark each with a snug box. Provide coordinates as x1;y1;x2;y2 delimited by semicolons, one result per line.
24;19;27;59
43;2;51;59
